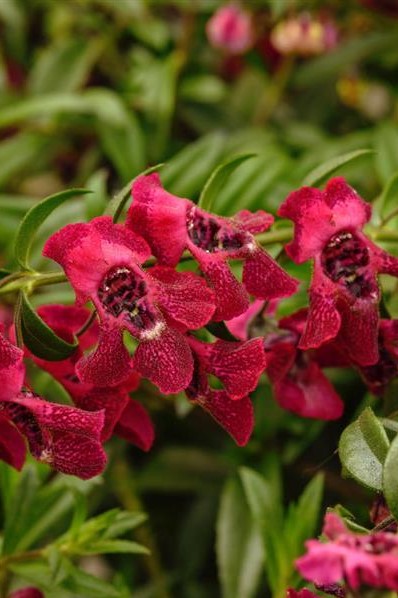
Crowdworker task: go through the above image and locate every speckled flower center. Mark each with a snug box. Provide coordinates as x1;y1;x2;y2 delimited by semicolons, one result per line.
98;267;158;332
186;208;248;253
321;231;376;299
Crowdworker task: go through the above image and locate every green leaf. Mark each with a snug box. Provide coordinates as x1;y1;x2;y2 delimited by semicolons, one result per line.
284;474;324;561
61;562;123;598
302;149;374;187
2;465;40;555
216;477;264;598
239;467;285;594
374;122;398;185
85;169;108;220
198;154;256;212
72;539;149;555
339;407;390;490
383;434;398;520
14;188;90;270
20;291;78;361
379;171;398;221
0;132;48;187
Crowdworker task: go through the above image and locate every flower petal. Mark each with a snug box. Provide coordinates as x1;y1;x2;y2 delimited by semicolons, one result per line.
133;328;193;394
234;209;274;234
91;216;151;262
195;390;254;446
76;325;132;387
299;293;341;350
0;333;24;401
71;386;130;441
150;266;215;330
128;173;188;266
338;297;379;366
274;360;344;420
206;338;266;399
198;256;249;320
243;248;299;300
0;415;26;470
115;399;155;451
6;395;106;479
8;588;45;598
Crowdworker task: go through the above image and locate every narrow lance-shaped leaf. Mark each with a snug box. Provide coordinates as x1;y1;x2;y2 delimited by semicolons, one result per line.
198;153;256;212
302;149;374;187
20;291;78;361
15;188;91;271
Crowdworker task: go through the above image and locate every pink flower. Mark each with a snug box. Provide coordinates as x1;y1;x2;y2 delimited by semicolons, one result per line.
206;3;254;54
128;173;298;321
296;512;398;592
30;304;154;452
43;216;215;393
185;335;266;445
8;589;44;598
228;301;343;420
0;332;106;479
278;177;398;366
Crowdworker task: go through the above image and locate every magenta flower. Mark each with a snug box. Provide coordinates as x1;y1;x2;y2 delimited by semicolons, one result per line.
206;3;254;54
43;216;215;393
228;301;343;420
278;177;398;366
296;512;398;592
30;304;154;451
0;332;106;479
8;589;44;598
128;173;298;321
185;335;266;445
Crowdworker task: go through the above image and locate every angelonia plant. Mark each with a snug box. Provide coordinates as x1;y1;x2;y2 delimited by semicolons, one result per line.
3;156;398;598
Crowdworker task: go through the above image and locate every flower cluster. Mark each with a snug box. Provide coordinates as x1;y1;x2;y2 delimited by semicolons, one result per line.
3;172;398;480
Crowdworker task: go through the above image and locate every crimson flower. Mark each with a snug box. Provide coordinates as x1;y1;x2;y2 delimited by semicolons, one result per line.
185;335;266;445
31;304;154;451
296;512;398;592
8;589;44;598
206;3;254;54
0;332;106;479
286;590;318;598
128;173;298;321
43;216;215;393
356;319;398;396
228;301;343;420
278;177;398;366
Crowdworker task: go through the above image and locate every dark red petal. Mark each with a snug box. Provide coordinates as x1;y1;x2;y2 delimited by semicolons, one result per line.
274;361;344;420
150;266;215;330
128;173;188;266
299;293;341;350
278;186;332;263
266;340;297;383
9;396;106;479
338;298;379;366
0;333;24;401
207;338;266;399
76;325;132;387
91;216;151;262
243;248;299;300
115;399;155;451
72;387;130;442
195;390;254;446
234;209;274;234
0;415;26;470
43;222;90;268
198;257;249;320
133;328;193;394
8;588;45;598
